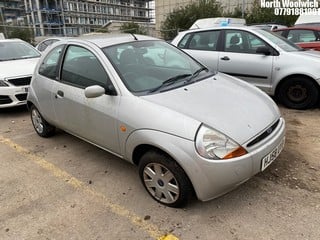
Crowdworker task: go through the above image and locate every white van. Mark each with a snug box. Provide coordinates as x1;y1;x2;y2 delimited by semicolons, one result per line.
295;14;320;25
190;18;246;29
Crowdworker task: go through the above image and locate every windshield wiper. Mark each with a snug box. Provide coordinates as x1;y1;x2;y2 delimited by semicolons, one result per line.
186;66;208;83
149;73;191;93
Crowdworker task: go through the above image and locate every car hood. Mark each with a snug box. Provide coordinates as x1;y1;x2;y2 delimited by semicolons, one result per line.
291;49;320;59
0;58;40;79
142;73;280;145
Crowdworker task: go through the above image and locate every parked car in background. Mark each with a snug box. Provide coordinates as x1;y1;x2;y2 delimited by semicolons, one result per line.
171;26;320;109
27;34;285;207
250;23;287;31
0;39;41;108
35;37;66;52
273;26;320;51
190;17;246;29
294;14;320;26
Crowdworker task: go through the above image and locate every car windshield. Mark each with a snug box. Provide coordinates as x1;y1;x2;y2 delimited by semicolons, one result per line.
257;29;303;51
0;41;41;61
103;40;211;95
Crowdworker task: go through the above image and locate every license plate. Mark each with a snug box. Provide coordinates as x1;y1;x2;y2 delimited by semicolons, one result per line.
22;87;29;93
261;137;285;171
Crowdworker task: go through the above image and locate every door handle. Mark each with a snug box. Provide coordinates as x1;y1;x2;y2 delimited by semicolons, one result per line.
220;56;230;61
55;90;64;99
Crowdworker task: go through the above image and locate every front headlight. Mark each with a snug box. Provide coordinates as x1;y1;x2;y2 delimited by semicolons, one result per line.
195;125;247;160
0;80;9;87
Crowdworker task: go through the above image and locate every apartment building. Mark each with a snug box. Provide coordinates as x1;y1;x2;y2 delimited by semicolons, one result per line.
155;0;253;33
24;0;153;36
0;0;26;25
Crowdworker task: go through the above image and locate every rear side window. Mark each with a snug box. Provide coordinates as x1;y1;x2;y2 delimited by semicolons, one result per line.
178;34;192;48
39;45;64;79
179;31;220;51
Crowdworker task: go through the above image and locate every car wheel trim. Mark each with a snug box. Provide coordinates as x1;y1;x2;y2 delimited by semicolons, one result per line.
143;163;180;204
287;84;307;103
31;108;44;134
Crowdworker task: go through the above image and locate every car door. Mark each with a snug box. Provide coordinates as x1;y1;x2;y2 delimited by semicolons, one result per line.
177;30;221;71
217;29;274;92
35;44;65;122
52;44;121;155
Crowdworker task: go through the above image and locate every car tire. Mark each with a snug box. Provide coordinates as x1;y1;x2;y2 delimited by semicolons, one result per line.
30;105;55;137
138;151;193;208
277;76;319;109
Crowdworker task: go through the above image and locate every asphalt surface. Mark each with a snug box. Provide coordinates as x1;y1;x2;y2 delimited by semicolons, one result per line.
1;105;319;240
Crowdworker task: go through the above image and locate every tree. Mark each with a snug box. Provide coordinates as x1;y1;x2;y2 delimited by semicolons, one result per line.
160;0;223;40
120;22;146;35
8;27;34;44
246;0;297;26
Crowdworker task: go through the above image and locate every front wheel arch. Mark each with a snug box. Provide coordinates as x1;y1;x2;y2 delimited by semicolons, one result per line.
132;145;195;197
138;149;195;207
275;74;320;109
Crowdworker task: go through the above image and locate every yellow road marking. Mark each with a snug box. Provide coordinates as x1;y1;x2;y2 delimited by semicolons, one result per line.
0;136;179;240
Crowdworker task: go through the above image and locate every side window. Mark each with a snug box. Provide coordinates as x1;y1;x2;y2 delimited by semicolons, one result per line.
38;45;64;79
225;31;243;52
225;30;268;54
61;45;111;90
288;30;317;43
187;31;220;51
178;33;191;49
274;30;283;36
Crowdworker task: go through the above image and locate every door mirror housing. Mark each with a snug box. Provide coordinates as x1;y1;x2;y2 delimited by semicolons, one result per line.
256;46;271;55
84;85;105;98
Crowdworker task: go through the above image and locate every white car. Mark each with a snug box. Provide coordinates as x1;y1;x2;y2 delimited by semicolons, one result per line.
0;39;41;108
35;37;67;52
171;26;320;109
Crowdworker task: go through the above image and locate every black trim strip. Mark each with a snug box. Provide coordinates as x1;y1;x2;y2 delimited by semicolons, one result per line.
221;72;268;79
247;119;280;147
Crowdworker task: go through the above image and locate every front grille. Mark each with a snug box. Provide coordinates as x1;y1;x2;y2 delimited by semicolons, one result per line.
0;95;13;104
247;119;280;147
7;76;32;86
15;93;28;101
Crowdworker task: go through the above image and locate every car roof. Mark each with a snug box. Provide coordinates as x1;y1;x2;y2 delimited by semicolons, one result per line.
59;33;158;48
0;38;27;43
178;25;261;34
274;26;320;31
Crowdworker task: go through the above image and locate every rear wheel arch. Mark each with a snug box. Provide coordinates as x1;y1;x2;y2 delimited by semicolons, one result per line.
29;104;56;137
275;74;320;109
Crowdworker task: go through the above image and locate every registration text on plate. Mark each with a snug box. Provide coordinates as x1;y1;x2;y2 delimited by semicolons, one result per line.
261;137;285;171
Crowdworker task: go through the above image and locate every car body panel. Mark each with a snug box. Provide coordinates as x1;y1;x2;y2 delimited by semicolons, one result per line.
142;73;280;145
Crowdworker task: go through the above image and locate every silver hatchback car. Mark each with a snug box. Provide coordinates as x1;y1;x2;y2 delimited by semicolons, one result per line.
28;34;285;207
171;26;320;109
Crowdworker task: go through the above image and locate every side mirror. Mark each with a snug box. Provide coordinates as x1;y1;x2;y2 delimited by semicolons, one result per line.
256;46;271;56
84;85;105;98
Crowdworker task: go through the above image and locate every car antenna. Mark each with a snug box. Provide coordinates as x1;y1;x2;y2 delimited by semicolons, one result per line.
131;33;138;40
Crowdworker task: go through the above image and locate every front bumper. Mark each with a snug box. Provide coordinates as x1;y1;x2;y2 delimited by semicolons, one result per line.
172;118;286;201
0;86;29;108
